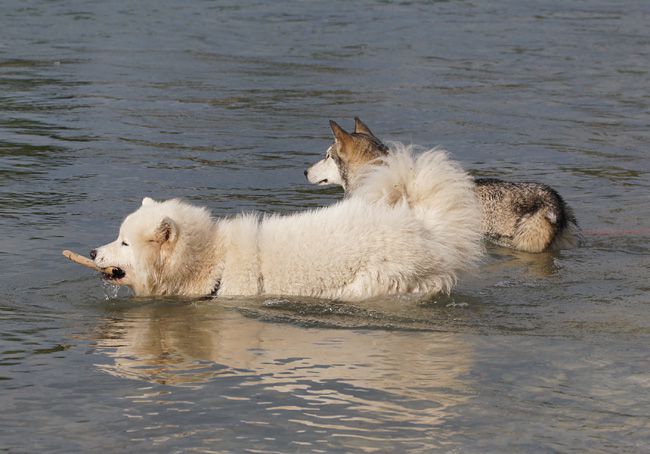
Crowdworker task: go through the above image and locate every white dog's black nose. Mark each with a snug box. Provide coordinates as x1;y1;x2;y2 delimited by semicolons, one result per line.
90;249;97;260
304;169;308;177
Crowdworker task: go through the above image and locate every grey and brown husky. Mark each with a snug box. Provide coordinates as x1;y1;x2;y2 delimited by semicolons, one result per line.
305;117;581;253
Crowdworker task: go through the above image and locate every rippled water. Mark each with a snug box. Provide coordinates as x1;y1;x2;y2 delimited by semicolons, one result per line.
1;0;649;452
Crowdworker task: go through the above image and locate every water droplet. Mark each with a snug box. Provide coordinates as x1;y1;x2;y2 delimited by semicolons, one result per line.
101;281;123;300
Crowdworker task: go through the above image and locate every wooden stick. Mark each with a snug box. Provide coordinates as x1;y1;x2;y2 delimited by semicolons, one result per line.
62;249;116;274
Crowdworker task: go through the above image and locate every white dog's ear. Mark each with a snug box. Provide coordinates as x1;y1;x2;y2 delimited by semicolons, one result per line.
142;197;155;206
155;217;178;244
330;120;352;145
354;116;375;137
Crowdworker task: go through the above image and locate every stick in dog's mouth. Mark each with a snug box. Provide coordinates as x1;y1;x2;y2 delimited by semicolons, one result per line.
103;267;126;280
62;250;126;280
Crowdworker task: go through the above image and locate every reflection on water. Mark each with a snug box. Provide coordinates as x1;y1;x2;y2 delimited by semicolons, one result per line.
95;300;473;390
63;296;648;452
483;247;560;278
92;300;473;449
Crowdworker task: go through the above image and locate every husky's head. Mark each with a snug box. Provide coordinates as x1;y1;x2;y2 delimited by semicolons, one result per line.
305;117;388;191
91;197;217;296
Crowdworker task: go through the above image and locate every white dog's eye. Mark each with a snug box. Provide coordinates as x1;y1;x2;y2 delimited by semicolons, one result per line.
121;241;129;246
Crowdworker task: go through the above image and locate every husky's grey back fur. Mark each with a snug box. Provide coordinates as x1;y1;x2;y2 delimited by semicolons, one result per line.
310;117;580;253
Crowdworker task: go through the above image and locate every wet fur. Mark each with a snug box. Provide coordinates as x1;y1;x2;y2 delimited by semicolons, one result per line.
306;117;580;253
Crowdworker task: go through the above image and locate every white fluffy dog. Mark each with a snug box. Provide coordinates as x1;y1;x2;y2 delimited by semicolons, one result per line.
92;146;483;300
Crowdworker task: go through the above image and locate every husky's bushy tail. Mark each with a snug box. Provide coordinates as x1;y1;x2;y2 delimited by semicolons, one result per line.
518;204;581;252
351;142;484;293
474;179;582;253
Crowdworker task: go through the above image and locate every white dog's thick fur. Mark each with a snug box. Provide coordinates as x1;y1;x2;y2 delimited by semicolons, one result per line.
93;147;483;300
353;143;484;275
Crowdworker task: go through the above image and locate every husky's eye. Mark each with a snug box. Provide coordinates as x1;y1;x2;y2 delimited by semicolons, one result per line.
121;241;129;246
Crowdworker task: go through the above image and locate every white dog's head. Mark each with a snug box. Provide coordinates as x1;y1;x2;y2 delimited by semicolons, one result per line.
305;118;388;192
91;197;217;296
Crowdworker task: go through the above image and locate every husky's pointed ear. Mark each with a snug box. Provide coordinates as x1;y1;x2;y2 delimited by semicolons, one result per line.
330;120;352;144
354;117;376;137
142;197;155;206
155;217;178;244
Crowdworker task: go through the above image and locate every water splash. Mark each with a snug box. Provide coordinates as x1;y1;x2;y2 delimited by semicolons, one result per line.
445;301;469;308
101;281;123;300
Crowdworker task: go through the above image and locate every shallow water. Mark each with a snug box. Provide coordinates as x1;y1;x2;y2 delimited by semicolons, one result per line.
1;0;649;452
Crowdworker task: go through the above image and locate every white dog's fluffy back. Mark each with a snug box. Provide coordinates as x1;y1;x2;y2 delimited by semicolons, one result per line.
352;143;484;289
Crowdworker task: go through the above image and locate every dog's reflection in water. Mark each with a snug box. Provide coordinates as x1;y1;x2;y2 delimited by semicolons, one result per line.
484;247;561;279
93;299;474;422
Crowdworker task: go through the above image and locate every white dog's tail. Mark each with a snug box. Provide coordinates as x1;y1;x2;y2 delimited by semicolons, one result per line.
352;143;484;292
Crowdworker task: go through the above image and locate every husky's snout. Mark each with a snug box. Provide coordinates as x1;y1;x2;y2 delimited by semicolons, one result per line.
90;249;97;260
305;158;340;186
305;167;327;184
